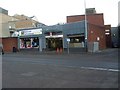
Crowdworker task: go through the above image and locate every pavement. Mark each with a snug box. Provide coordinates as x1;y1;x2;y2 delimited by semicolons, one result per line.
4;48;119;55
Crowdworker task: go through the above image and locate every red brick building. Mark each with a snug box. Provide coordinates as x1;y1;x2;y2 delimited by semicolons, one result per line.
67;13;108;50
0;37;18;52
105;25;112;48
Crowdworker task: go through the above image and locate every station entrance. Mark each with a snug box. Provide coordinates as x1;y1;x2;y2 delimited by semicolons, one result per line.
46;37;63;50
45;31;63;51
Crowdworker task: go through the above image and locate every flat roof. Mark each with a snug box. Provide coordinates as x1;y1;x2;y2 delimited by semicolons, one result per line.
67;13;103;17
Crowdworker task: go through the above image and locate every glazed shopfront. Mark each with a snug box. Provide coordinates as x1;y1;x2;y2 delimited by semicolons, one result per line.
42;21;86;52
16;28;45;52
14;21;86;52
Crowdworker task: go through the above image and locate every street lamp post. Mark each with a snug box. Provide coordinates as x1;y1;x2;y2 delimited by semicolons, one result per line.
84;0;88;52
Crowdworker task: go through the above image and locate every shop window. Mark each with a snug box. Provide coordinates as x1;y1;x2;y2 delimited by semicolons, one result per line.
75;38;79;42
70;37;84;43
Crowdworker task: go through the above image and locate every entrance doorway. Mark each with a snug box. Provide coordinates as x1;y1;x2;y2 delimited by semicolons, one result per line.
46;37;63;50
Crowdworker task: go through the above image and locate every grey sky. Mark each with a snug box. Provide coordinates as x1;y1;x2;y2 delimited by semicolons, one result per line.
0;0;119;26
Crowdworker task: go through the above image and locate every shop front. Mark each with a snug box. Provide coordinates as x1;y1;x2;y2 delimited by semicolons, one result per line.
19;37;39;49
15;28;44;52
44;31;63;50
12;21;86;53
67;33;85;48
43;21;86;52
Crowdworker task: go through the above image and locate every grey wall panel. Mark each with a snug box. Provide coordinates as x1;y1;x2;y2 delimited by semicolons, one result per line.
63;34;67;48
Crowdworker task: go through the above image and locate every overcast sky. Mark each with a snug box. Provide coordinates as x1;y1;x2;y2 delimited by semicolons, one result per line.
0;0;119;27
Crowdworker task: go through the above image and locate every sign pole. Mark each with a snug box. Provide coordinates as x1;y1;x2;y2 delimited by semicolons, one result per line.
68;41;69;54
66;38;70;54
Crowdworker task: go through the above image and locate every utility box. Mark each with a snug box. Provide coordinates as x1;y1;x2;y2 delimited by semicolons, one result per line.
88;42;99;52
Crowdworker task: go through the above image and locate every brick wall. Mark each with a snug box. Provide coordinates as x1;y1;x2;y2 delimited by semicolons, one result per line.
2;37;18;52
15;20;33;29
105;25;112;48
67;13;106;50
67;13;104;26
88;24;106;49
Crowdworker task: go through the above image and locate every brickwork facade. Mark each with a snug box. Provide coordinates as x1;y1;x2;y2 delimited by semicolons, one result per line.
67;13;104;26
88;24;106;49
67;13;107;50
1;37;18;52
105;25;112;48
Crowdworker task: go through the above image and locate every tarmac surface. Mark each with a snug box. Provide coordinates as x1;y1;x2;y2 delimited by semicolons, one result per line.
1;48;119;88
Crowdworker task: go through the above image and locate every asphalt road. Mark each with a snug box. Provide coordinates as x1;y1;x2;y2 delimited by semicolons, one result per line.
2;49;119;88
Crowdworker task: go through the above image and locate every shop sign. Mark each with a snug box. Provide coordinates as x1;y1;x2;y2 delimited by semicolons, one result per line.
66;38;70;42
19;29;42;36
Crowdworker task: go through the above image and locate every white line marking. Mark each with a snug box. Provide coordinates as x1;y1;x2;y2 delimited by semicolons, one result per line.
108;69;119;72
81;67;119;72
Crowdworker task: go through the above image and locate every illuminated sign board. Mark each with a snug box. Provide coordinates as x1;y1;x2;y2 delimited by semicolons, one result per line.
19;29;42;36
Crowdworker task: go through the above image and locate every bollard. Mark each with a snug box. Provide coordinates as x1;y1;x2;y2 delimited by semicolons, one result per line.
56;48;59;53
60;48;63;53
